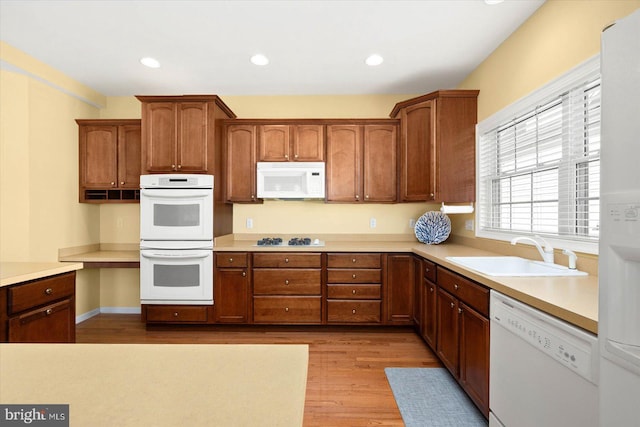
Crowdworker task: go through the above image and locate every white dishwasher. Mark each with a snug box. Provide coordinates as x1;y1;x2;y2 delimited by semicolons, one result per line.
489;291;598;427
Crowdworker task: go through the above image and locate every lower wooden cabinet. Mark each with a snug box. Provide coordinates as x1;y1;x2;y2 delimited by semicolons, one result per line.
1;272;76;343
421;259;438;350
214;252;250;323
385;254;414;325
253;296;321;324
435;266;489;417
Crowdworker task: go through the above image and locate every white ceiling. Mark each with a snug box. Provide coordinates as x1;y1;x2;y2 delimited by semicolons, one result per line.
0;0;545;96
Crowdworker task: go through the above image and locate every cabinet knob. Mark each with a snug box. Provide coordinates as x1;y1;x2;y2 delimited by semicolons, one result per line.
171;164;176;170
425;267;430;273
284;154;289;159
365;195;369;200
229;258;233;263
45;288;53;295
251;195;256;200
352;309;356;314
177;164;182;170
352;258;356;263
45;308;53;315
352;274;356;279
355;195;360;200
430;286;434;293
285;307;289;312
242;271;246;277
285;258;289;263
352;289;357;294
458;308;463;314
430;192;435;198
120;181;125;185
285;279;289;285
294;154;298;159
173;312;179;317
450;302;455;309
454;284;459;291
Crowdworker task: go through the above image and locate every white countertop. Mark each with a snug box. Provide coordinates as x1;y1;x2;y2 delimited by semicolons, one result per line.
0;262;83;287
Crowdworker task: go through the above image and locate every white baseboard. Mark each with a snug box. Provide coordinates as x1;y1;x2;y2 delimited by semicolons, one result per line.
76;307;141;324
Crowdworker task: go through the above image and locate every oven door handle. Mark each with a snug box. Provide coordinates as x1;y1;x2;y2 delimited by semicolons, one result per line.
141;251;211;260
140;189;212;198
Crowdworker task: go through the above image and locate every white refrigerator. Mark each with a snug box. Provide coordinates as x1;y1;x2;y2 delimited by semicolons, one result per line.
599;8;640;425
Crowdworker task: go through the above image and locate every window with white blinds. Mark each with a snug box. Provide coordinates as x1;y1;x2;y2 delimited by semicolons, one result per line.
477;56;600;254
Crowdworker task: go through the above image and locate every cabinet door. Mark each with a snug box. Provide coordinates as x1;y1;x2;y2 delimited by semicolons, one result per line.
459;301;489;416
143;102;176;172
8;299;74;343
326;125;361;202
176;102;208;172
118;124;141;189
292;125;324;161
80;125;118;188
258;125;290;161
225;125;259;203
214;268;250;323
400;100;436;201
385;254;414;325
422;278;438;350
436;288;459;376
363;124;397;202
412;256;422;327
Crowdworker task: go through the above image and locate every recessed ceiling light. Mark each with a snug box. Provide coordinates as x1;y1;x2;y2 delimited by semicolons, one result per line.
251;54;269;66
140;57;160;68
365;54;384;66
484;0;505;4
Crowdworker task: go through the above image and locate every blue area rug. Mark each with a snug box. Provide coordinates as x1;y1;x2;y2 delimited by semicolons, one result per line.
385;367;488;427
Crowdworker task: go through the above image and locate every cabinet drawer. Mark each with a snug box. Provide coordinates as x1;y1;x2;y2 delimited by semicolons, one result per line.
216;252;248;268
327;269;381;284
437;267;489;317
145;305;209;323
8;299;74;343
253;269;321;295
327;300;381;323
327;284;381;299
327;253;381;268
423;259;437;282
8;272;75;314
253;252;321;268
253;296;321;323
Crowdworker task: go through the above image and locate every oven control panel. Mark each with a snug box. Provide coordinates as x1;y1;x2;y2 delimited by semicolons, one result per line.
491;292;598;384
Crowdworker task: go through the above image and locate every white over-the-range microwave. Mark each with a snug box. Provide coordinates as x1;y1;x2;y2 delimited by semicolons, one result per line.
256;162;325;199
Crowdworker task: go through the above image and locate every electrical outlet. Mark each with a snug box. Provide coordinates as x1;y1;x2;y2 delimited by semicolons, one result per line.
465;219;474;231
246;218;253;229
369;217;377;228
409;218;416;229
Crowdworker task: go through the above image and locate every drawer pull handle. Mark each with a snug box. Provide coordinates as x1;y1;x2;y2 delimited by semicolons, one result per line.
174;312;179;317
454;284;459;291
352;258;357;263
450;302;455;309
45;308;52;315
242;271;246;277
229;258;233;263
352;289;357;295
285;258;289;263
285;280;289;285
352;309;356;314
285;307;289;312
45;288;53;295
352;274;356;279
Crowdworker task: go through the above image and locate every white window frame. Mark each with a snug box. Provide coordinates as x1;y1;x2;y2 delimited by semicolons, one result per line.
476;55;600;255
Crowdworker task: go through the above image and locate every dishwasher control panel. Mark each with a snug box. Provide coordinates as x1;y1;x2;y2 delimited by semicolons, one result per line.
490;291;598;384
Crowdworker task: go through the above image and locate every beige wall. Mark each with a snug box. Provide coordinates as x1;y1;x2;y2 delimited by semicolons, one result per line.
0;42;105;316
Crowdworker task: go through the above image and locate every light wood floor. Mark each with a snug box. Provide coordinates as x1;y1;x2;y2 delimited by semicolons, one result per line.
76;314;441;426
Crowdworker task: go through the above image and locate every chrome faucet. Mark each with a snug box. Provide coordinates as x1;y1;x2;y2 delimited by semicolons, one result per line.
510;235;555;263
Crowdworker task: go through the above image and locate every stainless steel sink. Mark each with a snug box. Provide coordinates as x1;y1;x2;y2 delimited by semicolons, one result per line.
445;256;588;277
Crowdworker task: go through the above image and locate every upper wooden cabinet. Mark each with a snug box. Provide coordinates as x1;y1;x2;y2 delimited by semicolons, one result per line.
136;95;236;174
77;119;141;203
224;124;260;203
326;121;398;203
390;90;478;203
258;124;324;162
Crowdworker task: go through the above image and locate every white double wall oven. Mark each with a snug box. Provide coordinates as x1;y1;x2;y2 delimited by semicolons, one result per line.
140;174;214;305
